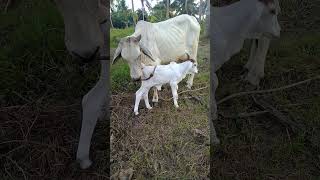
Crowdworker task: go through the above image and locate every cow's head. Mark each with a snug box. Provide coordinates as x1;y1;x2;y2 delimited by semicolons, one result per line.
250;0;281;38
54;0;108;62
112;35;155;81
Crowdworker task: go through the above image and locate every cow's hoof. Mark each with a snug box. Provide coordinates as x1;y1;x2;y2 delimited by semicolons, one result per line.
186;83;192;89
79;159;92;169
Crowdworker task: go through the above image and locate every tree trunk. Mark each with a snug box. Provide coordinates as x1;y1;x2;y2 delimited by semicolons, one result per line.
199;0;203;21
166;0;170;19
204;0;210;37
185;0;188;14
141;0;145;21
132;0;136;26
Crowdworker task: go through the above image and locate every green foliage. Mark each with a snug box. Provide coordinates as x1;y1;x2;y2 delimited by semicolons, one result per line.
111;0;133;28
171;0;198;16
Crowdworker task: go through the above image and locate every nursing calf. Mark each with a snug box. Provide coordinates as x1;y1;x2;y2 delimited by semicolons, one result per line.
134;60;198;115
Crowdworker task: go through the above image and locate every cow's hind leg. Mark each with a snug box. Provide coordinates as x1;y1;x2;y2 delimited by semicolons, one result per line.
186;73;195;89
77;79;108;169
152;87;159;103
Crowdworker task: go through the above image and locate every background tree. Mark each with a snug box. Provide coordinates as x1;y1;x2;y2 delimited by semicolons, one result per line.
171;0;198;16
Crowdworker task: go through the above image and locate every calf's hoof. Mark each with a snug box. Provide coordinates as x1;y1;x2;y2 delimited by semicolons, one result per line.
78;158;92;169
147;106;153;110
152;99;158;103
174;104;179;108
134;111;139;115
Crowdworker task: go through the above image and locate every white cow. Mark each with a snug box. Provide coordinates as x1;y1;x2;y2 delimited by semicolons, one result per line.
210;0;281;144
134;60;198;115
54;0;109;169
112;14;201;102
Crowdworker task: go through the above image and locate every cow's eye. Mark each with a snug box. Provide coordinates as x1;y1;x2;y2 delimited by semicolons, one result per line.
270;9;276;15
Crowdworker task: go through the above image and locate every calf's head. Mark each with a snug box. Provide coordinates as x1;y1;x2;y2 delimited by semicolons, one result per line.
250;0;281;38
112;35;155;81
187;60;198;74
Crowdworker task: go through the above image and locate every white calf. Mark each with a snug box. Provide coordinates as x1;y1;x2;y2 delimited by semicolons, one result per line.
134;60;198;115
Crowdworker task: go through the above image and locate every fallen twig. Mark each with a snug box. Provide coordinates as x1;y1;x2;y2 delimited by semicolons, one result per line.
219;102;314;118
252;95;303;132
159;93;207;101
219;110;269;118
178;85;208;95
217;76;320;104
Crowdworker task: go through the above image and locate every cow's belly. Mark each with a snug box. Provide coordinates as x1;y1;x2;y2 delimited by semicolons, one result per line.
155;25;188;63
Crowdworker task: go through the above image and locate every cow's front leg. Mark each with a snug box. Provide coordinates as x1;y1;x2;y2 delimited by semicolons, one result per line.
244;38;270;86
152;87;159;102
77;79;107;169
186;73;195;89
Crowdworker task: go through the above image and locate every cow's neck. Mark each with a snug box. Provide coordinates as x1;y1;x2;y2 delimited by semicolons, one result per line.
99;22;109;80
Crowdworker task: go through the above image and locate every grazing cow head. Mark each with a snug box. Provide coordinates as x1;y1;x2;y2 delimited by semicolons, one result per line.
54;0;108;62
249;0;281;38
112;35;155;81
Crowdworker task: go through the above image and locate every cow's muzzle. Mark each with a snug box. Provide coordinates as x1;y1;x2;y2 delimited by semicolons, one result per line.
72;46;100;63
132;77;141;82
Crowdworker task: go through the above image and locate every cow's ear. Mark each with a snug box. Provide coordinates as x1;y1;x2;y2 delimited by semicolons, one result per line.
112;40;123;64
136;34;142;42
140;43;155;62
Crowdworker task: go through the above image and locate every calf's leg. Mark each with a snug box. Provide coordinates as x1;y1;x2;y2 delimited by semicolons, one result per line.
143;88;152;110
170;83;179;108
134;87;145;115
